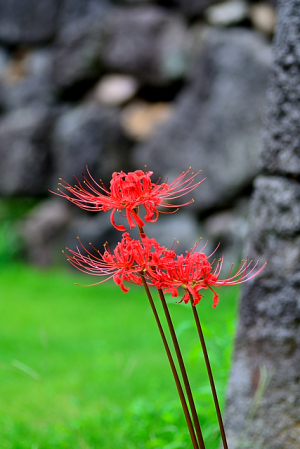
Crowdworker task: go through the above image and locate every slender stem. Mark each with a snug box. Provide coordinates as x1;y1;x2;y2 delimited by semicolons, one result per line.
190;297;228;449
158;289;206;449
140;274;200;449
137;218;204;448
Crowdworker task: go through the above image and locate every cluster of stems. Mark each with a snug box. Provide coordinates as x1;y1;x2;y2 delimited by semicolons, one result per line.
137;222;227;449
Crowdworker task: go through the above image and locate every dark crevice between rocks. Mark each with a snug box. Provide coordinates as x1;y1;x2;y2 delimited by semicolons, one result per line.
0;36;57;50
196;182;255;220
137;79;185;102
55;77;102;103
261;169;300;184
55;76;186;106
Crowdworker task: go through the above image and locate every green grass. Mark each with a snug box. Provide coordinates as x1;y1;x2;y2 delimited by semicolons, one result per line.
0;263;239;448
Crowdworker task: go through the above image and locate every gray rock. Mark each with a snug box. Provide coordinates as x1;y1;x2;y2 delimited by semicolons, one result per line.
94;74;139;106
21;198;71;266
203;199;250;268
121;100;173;141
130;210;202;255
1;48;54;110
0;107;55;196
224;2;300;447
205;0;249;26
0;46;8;72
262;0;300;176
111;0;151;4
64;210;202;273
57;0;110;30
52;14;108;90
0;0;111;45
225;176;300;449
172;0;221;18
0;46;9;110
132;28;271;212
0;0;59;45
102;6;189;85
250;3;277;36
63;208;124;261
51;101;132;187
249;176;300;243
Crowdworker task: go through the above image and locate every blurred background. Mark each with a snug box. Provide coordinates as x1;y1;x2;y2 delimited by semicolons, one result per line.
0;0;277;448
0;0;276;266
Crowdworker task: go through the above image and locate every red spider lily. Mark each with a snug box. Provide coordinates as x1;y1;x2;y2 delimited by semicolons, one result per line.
145;242;267;308
146;242;220;307
63;232;176;293
64;232;266;307
53;167;203;231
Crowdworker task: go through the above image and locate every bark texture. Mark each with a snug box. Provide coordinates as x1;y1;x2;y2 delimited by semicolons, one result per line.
224;1;300;448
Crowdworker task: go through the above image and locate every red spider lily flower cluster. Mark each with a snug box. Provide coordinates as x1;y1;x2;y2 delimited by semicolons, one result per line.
63;232;174;293
56;167;266;308
63;232;266;308
148;243;222;307
54;167;203;231
54;166;267;449
148;251;266;307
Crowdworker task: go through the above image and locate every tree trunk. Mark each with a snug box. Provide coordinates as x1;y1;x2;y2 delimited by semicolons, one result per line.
224;1;300;448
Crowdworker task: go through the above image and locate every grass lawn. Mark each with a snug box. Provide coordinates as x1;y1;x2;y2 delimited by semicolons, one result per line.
0;263;239;449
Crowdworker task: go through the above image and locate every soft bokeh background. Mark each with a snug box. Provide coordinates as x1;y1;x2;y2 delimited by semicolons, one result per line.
0;0;276;447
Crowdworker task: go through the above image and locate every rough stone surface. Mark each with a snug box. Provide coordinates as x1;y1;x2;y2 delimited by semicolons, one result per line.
21;199;71;266
57;0;110;30
65;209;202;261
132;28;271;212
111;0;153;3
205;0;249;26
202;199;250;268
0;0;59;44
121;101;174;141
64;209;117;257
225;177;300;449
224;2;300;447
0;0;275;286
52;14;108;90
0;46;9;110
249;176;300;243
262;0;300;176
131;211;202;255
102;6;189;84
172;0;221;17
250;3;277;36
1;48;54;110
0;107;55;196
94;74;139;106
51;101;131;187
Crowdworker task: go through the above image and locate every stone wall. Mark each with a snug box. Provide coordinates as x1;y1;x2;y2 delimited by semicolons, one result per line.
0;0;276;264
224;1;300;447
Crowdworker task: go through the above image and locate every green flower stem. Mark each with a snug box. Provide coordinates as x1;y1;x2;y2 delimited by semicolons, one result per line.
140;274;200;449
190;297;228;449
158;289;206;449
